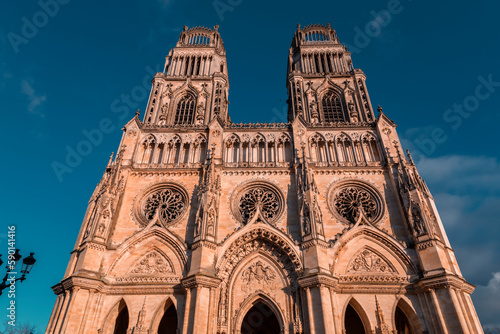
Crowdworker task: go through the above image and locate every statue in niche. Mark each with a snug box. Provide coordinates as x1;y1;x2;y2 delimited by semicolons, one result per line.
411;202;427;236
310;102;319;123
161;102;168;114
196;102;205;125
96;223;105;237
301;201;311;235
194;215;201;237
349;102;359;122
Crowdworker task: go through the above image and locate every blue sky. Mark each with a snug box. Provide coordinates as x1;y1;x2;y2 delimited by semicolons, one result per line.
0;0;499;330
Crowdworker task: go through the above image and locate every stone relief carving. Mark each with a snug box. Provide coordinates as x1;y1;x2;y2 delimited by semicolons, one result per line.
242;261;276;285
131;251;174;274
348;249;394;274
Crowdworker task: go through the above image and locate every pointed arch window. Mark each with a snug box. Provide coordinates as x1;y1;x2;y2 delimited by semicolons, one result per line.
174;94;196;125
322;91;344;122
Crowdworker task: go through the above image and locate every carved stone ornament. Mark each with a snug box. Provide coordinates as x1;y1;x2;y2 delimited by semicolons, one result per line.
348;249;394;274
329;181;384;224
131;251;174;274
135;183;189;227
241;261;276;287
232;182;285;225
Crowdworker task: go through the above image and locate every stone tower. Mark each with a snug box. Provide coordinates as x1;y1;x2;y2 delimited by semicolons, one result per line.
47;24;483;334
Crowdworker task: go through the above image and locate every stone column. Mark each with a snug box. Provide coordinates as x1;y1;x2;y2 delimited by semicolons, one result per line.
448;287;470;333
298;275;338;334
428;288;449;334
181;275;221;334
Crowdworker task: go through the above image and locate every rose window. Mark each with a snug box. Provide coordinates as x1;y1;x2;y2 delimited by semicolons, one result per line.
330;183;383;224
137;184;188;227
233;183;284;225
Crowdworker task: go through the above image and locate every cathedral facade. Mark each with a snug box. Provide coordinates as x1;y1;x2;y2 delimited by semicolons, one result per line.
47;24;483;334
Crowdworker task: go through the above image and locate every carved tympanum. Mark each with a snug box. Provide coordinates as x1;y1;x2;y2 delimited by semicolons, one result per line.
242;261;276;286
131;251;173;274
348;249;394;273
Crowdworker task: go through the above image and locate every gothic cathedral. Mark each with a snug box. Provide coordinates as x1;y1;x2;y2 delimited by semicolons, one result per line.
47;24;483;334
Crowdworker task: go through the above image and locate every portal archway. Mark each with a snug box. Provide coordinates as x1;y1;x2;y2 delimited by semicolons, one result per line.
241;302;281;334
394;306;413;334
344;304;366;334
113;304;129;334
157;303;178;334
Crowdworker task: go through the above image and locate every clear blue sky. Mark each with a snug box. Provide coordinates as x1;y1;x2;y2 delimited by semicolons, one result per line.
0;0;499;330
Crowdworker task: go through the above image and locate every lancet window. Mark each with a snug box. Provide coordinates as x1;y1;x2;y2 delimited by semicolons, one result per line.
174;94;196;125
322;91;344;122
213;82;223;115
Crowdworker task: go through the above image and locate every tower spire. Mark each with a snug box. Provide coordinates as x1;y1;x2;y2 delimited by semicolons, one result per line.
143;25;230;127
286;24;374;123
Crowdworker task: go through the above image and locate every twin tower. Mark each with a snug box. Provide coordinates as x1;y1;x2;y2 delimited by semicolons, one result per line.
47;24;483;334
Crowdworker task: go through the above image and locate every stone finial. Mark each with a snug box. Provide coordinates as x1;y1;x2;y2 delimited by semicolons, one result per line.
377;105;383;113
135;109;140;116
107;152;114;167
406;149;414;165
297;23;301;30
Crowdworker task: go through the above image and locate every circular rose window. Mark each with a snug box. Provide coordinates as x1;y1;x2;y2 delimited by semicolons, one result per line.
136;183;188;227
328;181;383;224
232;182;284;225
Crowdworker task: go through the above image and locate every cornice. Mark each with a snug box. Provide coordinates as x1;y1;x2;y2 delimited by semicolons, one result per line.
298;273;338;288
181;274;221;289
51;275;184;296
416;273;476;294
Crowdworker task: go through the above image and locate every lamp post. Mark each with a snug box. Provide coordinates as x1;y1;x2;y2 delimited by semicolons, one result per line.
0;250;37;296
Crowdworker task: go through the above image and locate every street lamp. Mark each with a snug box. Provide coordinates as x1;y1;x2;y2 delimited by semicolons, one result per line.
0;250;37;296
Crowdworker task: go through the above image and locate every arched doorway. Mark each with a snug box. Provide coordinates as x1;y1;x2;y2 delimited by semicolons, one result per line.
113;305;129;334
241;302;281;334
157;303;178;334
344;304;365;334
394;306;413;334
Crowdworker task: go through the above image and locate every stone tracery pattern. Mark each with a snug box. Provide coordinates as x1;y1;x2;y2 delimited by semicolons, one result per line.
143;188;185;224
136;184;189;227
330;182;383;224
334;186;377;223
232;182;285;225
239;187;280;224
